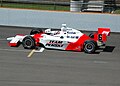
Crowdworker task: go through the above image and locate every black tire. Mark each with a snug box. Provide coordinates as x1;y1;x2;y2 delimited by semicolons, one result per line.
22;36;36;49
84;40;97;54
89;33;94;38
30;29;43;35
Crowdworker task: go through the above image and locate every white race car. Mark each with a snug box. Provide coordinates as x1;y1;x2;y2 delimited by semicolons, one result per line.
7;24;110;54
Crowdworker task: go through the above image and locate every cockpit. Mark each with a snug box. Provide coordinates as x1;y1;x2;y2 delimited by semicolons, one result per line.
44;24;83;40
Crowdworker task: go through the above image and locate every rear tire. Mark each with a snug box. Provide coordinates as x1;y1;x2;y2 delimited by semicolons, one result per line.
22;36;36;49
84;40;97;54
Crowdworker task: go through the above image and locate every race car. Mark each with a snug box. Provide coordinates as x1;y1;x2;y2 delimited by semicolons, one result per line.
7;24;110;54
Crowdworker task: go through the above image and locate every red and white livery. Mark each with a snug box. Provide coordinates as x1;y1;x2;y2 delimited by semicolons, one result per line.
7;24;110;54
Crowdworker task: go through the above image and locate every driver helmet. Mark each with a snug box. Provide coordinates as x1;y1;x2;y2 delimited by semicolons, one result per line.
61;24;67;32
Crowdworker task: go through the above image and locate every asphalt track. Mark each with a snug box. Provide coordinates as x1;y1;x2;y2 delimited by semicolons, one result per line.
0;26;120;86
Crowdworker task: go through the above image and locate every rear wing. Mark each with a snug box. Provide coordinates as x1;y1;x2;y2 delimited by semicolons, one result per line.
94;28;110;42
98;28;110;36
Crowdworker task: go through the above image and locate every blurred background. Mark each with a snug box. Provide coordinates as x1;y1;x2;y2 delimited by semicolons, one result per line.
0;0;120;13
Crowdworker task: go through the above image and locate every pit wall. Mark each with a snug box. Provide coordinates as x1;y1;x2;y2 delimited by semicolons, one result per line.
0;8;120;32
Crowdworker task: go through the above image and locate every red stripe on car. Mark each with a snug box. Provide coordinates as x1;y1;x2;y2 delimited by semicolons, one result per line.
65;34;90;51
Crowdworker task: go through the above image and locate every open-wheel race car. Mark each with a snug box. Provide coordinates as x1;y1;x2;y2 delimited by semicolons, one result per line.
7;24;110;54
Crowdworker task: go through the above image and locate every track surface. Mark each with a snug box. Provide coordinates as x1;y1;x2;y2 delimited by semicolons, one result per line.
0;26;120;86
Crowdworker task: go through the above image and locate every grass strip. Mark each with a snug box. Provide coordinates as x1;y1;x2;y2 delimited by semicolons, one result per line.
1;3;70;11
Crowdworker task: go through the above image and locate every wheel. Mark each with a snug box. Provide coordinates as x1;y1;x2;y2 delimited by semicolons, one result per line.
84;40;97;54
22;36;36;49
30;29;43;35
89;33;94;38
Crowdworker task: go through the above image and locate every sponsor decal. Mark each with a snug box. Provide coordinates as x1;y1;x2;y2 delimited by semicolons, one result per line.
98;34;102;41
67;36;79;39
102;31;109;36
46;40;64;47
67;32;76;34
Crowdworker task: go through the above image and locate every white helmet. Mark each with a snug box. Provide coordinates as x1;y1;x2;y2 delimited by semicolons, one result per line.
61;24;67;32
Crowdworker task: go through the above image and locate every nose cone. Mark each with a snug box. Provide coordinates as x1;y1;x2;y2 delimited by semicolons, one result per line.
7;37;14;41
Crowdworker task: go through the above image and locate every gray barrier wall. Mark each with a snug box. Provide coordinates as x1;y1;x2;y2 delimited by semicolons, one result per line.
0;8;120;32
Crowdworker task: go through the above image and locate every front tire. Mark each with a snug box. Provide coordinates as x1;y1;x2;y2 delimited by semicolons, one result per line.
22;36;36;49
84;40;97;54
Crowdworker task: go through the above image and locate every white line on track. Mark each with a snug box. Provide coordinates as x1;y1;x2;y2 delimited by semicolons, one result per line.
35;48;45;52
27;48;45;58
